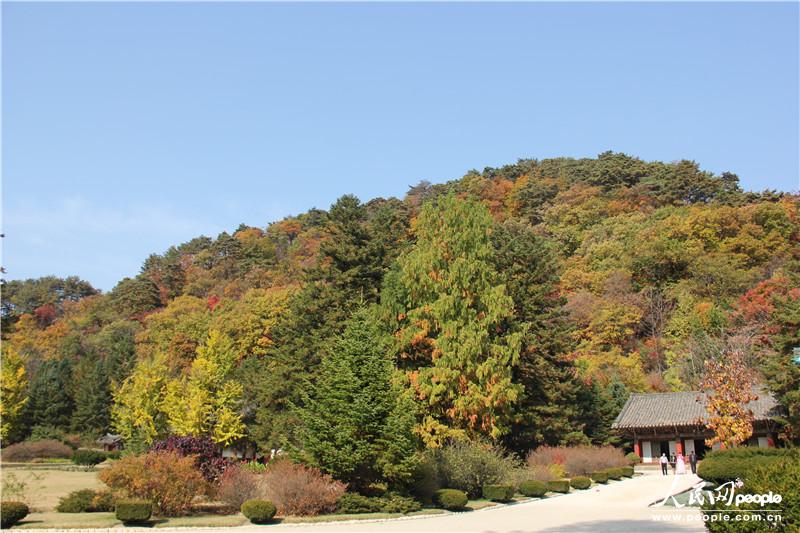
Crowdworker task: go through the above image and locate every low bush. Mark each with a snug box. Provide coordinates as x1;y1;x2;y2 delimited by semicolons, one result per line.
261;459;346;516
527;445;627;477
625;452;641;465
545;480;570;493
590;471;608;484
605;467;624;480
1;440;73;462
115;499;152;524
99;450;206;516
518;480;548;498
426;440;522;499
621;466;634;477
1;501;29;529
56;489;114;513
215;465;264;510
72;449;107;466
380;493;421;514
149;436;231;484
570;476;592;490
433;489;468;510
337;493;383;514
697;448;789;485
241;499;277;524
336;492;420;514
482;484;514;502
702;450;799;532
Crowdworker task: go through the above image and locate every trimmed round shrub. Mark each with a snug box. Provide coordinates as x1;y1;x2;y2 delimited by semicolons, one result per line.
545;480;570;493
519;480;547;498
570;476;592;490
1;501;29;529
621;466;634;477
590;471;609;483
625;452;641;465
241;499;277;524
433;489;468;510
337;493;383;514
605;467;624;480
115;500;152;524
72;449;107;466
482;484;514;502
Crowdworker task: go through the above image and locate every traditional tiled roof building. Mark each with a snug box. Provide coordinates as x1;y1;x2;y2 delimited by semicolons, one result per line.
612;390;782;462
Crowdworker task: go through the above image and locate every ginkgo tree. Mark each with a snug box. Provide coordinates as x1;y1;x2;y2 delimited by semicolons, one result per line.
162;330;245;446
1;346;28;442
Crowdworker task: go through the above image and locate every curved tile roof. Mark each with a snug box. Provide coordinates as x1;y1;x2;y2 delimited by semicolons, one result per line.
612;390;781;429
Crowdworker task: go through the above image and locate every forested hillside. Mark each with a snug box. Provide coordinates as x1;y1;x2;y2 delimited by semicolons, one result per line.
2;152;798;458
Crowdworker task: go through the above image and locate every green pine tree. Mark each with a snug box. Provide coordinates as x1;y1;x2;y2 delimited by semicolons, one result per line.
71;356;111;436
27;359;74;431
491;219;578;455
295;307;404;489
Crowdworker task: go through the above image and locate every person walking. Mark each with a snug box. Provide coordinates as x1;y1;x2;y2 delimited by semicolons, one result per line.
660;452;669;475
676;452;686;475
670;453;677;474
689;451;698;474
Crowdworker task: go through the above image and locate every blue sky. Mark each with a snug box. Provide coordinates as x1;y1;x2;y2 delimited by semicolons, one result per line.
3;2;798;291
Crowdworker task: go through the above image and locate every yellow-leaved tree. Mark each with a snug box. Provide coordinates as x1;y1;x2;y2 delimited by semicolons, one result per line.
1;346;28;442
111;353;170;449
162;330;245;446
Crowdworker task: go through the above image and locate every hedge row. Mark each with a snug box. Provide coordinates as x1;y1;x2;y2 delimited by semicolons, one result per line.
697;448;790;485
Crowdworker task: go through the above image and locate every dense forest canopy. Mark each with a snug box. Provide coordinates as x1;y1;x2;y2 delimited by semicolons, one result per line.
2;151;798;457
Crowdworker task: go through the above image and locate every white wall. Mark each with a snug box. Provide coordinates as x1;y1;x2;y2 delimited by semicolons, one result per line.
641;440;653;463
757;437;769;448
668;440;677;455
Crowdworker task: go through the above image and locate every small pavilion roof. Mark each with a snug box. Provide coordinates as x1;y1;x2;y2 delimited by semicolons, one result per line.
97;433;123;445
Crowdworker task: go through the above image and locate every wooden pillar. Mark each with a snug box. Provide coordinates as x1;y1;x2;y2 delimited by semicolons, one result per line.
634;440;641;457
676;439;683;455
767;437;775;448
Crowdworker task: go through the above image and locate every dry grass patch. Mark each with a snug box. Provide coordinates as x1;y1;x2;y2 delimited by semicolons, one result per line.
0;468;104;511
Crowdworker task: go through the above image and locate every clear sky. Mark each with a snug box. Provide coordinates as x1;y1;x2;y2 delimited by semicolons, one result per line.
3;2;798;291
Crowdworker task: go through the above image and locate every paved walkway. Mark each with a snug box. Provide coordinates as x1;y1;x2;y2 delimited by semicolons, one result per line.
236;470;705;533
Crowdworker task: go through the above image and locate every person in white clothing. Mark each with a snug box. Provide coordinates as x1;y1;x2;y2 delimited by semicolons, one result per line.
676;452;687;475
660;453;668;476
